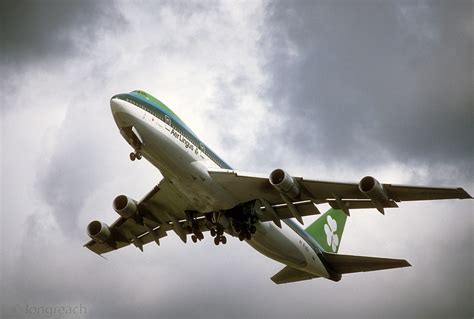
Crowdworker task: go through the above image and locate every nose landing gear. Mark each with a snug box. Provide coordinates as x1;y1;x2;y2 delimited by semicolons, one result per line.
129;151;142;161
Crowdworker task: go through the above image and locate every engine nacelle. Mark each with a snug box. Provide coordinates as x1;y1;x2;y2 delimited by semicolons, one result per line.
113;195;138;218
87;220;112;243
358;176;389;202
269;168;300;199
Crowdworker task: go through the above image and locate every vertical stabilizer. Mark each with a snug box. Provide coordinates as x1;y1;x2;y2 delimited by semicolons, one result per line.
305;208;347;253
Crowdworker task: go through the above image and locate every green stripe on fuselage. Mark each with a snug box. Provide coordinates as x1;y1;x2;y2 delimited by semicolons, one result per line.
113;91;232;170
130;90;197;138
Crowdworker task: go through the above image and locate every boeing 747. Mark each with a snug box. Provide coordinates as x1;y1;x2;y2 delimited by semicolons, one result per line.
85;90;472;284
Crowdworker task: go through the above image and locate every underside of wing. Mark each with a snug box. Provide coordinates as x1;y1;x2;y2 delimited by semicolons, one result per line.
84;178;210;255
383;184;472;201
209;169;471;218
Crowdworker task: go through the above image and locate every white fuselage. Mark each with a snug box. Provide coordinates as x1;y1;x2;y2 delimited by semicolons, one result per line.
110;96;330;279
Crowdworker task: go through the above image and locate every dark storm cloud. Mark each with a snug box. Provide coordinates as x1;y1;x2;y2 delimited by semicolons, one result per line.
0;0;124;65
261;0;473;178
258;3;474;316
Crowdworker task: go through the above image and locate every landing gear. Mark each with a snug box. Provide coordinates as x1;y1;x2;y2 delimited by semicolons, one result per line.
250;225;256;234
129;151;142;161
238;230;252;241
209;224;227;245
190;232;204;244
213;234;227;245
232;214;257;241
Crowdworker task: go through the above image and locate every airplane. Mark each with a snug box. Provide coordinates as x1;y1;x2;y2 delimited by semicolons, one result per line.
85;90;472;284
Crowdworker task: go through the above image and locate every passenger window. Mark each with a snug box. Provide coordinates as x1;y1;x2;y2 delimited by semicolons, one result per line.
165;115;171;125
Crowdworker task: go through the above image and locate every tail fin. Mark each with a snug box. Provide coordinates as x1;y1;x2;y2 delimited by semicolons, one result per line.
305;208;347;253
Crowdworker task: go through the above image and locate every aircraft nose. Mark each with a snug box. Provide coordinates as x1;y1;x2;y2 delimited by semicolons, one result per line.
110;97;123;114
110;97;133;128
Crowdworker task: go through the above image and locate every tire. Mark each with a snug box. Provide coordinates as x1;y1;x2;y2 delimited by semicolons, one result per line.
129;152;136;161
221;236;227;244
214;237;220;245
250;225;256;234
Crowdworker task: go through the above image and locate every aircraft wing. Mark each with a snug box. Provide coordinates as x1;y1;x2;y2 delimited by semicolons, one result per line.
209;169;471;218
84;179;212;255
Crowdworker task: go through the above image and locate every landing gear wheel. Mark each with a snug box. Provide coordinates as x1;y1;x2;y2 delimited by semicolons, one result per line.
221;236;227;244
191;235;197;243
210;229;216;237
129;152;136;161
214;237;220;245
238;233;245;241
136;152;142;160
250;225;257;234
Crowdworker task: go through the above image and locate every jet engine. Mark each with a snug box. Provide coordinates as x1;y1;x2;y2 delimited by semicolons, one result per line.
269;168;300;199
113;195;138;218
358;176;389;202
87;220;112;243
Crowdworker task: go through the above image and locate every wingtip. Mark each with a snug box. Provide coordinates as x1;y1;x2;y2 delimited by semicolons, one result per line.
457;188;473;199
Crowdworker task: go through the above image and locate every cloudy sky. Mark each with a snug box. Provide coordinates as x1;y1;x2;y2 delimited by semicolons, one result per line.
1;1;473;318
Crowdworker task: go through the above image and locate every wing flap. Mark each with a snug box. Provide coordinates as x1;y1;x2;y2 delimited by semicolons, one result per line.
85;215;215;255
271;266;319;284
328;199;398;210
324;253;411;274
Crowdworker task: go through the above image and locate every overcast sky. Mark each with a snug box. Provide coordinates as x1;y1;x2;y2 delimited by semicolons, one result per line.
1;1;473;319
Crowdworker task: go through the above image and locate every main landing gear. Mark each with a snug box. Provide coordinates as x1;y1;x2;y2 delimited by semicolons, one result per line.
227;202;259;241
235;223;256;241
190;223;205;243
210;227;227;245
191;233;204;243
129;151;142;161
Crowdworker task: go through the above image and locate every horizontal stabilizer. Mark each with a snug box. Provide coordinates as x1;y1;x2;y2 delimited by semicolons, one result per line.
271;266;319;284
324;252;411;274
